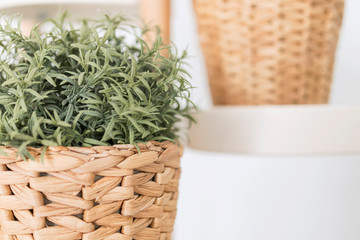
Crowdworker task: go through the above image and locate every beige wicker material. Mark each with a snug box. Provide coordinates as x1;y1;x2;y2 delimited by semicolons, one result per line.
0;141;182;240
193;0;345;105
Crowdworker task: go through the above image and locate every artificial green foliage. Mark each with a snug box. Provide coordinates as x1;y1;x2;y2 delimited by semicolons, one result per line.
0;14;195;160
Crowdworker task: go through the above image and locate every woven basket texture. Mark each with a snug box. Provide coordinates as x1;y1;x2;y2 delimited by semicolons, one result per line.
193;0;345;105
0;141;182;240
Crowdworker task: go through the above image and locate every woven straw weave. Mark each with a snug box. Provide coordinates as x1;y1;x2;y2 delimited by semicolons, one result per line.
0;141;181;240
193;0;345;105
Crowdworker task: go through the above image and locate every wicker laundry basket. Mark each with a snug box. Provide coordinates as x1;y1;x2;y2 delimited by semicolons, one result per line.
0;141;181;240
193;0;345;105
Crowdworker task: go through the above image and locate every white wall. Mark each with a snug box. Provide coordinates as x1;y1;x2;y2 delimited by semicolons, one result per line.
331;0;360;104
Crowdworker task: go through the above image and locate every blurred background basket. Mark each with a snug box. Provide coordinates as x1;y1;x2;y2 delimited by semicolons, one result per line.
193;0;345;105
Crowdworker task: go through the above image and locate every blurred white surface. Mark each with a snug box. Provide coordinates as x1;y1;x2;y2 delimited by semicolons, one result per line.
175;149;360;240
331;0;360;105
189;105;360;154
0;0;139;23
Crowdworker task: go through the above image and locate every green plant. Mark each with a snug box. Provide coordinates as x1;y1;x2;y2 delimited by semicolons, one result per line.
0;14;195;160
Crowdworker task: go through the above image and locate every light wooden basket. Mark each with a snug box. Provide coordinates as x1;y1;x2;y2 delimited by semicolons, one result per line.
0;141;182;240
193;0;345;105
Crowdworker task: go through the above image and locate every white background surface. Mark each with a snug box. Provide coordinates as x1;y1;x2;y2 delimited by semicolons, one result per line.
1;1;360;240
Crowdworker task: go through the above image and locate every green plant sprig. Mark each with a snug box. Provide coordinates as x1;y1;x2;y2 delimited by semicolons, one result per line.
0;13;195;160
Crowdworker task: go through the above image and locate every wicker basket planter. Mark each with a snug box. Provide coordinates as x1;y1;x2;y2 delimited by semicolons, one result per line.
0;141;182;240
193;0;345;105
